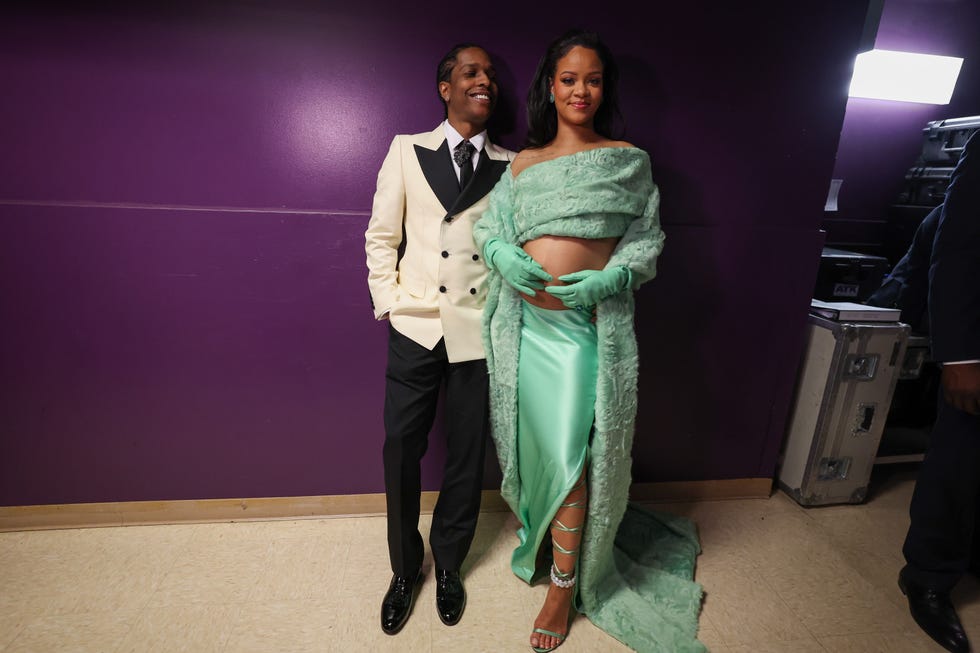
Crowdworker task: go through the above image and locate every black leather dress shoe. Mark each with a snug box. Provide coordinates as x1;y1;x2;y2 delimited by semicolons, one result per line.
381;570;423;635
898;570;970;653
435;569;466;626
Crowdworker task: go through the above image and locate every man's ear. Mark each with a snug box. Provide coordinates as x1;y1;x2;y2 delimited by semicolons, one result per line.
438;81;450;103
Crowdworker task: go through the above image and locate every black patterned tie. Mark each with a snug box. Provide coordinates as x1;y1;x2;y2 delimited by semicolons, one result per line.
454;140;476;189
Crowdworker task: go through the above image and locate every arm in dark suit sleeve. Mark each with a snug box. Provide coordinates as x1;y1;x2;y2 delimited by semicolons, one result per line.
866;206;940;333
930;131;980;362
929;131;980;413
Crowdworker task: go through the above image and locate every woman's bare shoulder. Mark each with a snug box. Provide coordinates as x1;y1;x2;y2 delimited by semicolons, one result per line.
510;147;552;177
600;139;636;149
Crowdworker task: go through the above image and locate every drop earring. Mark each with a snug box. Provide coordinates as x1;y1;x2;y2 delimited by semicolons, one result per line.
548;92;554;103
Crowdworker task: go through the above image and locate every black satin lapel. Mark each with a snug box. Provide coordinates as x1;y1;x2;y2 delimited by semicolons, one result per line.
451;153;508;214
414;142;458;213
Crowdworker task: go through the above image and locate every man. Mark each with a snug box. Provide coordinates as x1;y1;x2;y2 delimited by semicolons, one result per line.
900;129;980;653
364;43;516;636
865;204;941;335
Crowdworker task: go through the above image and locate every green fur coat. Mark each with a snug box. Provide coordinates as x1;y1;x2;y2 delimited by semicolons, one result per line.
473;147;706;653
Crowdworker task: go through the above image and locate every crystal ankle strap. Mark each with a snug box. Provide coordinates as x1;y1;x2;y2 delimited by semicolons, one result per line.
550;564;576;588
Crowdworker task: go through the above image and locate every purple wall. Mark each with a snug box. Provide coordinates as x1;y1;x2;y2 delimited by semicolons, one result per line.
825;0;980;257
0;1;872;506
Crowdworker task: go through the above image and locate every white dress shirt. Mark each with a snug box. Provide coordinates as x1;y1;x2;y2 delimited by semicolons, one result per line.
443;120;486;183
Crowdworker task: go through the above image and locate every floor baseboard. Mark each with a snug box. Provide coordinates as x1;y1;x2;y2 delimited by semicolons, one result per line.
0;477;773;532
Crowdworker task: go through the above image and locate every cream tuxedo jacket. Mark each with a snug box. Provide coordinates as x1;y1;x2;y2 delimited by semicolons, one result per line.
365;125;516;363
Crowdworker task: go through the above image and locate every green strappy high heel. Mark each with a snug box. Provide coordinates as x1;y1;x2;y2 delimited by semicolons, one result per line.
530;477;587;653
531;627;567;653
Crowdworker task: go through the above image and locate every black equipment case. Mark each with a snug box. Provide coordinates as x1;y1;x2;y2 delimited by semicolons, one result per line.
918;115;980;166
813;247;891;303
896;166;956;206
895;115;980;208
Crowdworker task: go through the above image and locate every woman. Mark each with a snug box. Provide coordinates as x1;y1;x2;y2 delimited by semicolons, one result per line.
473;29;705;653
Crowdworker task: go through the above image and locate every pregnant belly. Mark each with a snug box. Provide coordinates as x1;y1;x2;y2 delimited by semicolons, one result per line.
521;235;619;310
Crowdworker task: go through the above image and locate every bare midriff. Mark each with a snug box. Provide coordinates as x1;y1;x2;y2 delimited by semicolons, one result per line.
521;235;620;310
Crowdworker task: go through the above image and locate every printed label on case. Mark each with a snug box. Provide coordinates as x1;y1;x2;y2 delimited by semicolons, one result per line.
833;283;860;298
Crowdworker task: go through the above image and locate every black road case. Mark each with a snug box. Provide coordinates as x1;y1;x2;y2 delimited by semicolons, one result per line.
896;166;955;206
813;247;891;302
918;115;980;166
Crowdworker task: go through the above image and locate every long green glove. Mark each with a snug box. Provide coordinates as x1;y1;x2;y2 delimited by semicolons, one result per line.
484;238;553;295
544;266;631;309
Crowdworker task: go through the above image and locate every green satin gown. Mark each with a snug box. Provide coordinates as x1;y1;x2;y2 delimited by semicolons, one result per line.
512;301;598;585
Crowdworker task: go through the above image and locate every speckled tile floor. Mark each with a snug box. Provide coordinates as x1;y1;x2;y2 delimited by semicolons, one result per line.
0;466;969;652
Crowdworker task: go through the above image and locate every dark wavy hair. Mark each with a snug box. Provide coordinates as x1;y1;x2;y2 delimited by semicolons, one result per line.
436;42;485;119
525;29;622;148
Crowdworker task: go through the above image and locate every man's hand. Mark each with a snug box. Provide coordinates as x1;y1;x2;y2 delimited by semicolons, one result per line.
484;238;552;295
941;362;980;415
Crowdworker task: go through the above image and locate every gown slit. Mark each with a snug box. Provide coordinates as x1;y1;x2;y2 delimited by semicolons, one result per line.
512;301;598;591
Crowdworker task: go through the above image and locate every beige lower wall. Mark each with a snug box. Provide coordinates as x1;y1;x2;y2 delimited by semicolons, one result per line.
0;477;773;532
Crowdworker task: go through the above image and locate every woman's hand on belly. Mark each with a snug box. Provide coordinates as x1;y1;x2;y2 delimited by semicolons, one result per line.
484;238;554;296
521;236;619;310
545;267;631;310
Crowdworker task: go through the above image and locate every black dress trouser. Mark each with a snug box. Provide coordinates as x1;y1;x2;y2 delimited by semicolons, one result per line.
382;323;489;577
903;396;980;591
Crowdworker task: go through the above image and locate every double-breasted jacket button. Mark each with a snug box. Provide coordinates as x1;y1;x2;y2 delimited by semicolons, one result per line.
439;286;447;293
472;254;479;261
469;288;477;295
441;251;449;258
